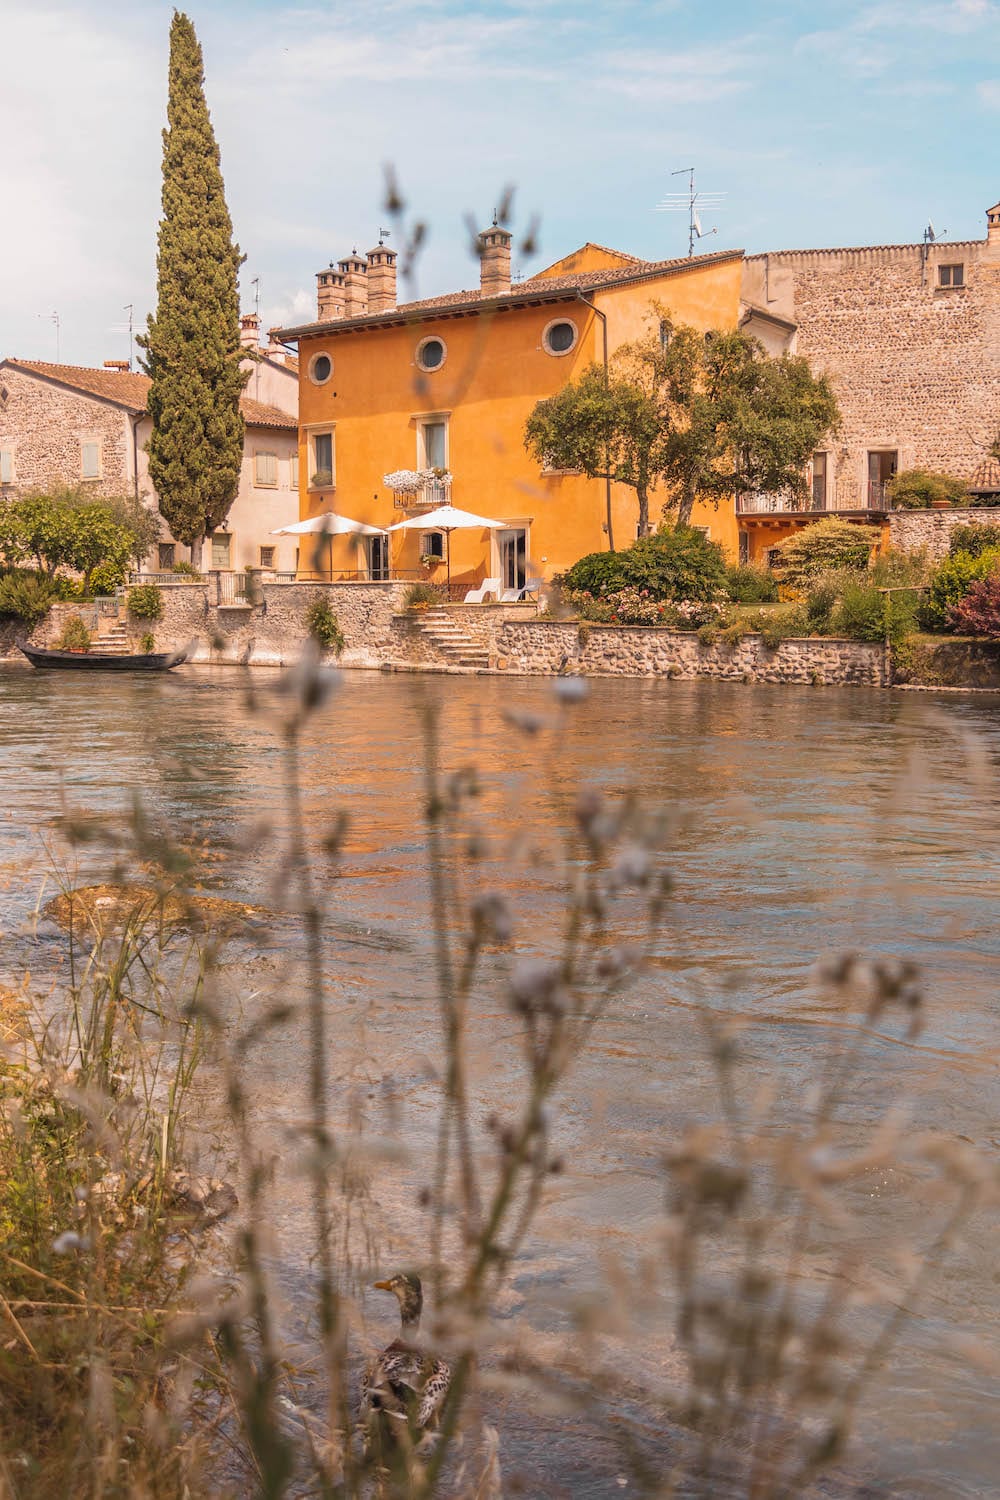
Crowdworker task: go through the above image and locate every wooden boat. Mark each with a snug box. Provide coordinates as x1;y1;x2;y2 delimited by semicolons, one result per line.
20;644;188;672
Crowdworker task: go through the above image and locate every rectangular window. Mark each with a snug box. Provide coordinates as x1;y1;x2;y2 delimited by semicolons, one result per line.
0;449;12;485
211;532;232;569
738;532;750;566
418;419;448;470
811;452;827;509
423;530;445;560
310;431;334;487
939;263;964;288
158;543;175;570
259;546;276;569
81;440;100;479
254;451;278;487
289;452;299;489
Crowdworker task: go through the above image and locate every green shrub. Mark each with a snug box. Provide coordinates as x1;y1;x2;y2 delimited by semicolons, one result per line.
127;583;164;621
833;581;918;647
402;581;444;612
87;558;129;596
726;563;779;603
172;560;203;578
743;604;809;649
557;550;627;596
304;594;346;653
0;570;56;625
805;579;838;633
949;523;1000;559
920;548;1000;632
886;468;969;509
563;589;616;622
772;519;877;586
139;631;156;654
621;526;728;601
868;547;933;589
56;614;92;651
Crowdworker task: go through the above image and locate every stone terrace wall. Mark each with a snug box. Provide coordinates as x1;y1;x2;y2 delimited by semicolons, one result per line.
888;505;1000;560
495;621;887;685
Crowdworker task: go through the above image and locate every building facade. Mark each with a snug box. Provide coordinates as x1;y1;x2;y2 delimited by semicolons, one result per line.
275;233;746;588
0;325;300;573
736;201;1000;561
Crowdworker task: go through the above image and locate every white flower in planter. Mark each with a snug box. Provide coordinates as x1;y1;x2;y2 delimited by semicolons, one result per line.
383;469;424;492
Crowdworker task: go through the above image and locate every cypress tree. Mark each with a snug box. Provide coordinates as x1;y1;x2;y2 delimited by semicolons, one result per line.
139;10;246;568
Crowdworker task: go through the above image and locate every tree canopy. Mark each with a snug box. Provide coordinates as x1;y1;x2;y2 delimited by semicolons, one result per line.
523;314;840;541
139;10;245;566
0;486;154;592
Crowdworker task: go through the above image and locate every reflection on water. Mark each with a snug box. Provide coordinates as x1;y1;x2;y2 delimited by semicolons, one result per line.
2;663;999;1497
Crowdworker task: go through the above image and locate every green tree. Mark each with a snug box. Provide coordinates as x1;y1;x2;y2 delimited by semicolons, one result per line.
523;315;839;541
524;363;665;540
139;10;246;569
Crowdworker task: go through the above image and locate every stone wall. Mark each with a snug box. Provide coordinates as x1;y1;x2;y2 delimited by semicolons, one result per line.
888;505;1000;560
494;620;887;685
6;587;885;686
743;239;1000;503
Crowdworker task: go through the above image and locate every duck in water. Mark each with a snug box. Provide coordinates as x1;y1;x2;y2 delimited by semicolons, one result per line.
361;1272;451;1452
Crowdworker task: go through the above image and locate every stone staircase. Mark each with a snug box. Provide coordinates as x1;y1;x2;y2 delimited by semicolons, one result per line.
416;607;490;669
91;618;131;655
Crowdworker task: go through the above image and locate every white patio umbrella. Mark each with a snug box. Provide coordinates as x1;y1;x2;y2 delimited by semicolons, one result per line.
387;502;507;591
271;512;387;579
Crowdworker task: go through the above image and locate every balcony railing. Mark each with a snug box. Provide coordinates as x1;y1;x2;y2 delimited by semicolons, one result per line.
736;483;888;516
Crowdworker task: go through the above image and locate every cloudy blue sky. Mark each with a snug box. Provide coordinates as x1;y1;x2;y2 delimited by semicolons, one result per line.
3;0;1000;365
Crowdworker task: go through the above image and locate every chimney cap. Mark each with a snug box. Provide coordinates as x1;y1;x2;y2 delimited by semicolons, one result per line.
339;251;367;273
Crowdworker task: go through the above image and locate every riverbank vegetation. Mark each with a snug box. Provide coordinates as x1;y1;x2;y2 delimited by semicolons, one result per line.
1;654;996;1497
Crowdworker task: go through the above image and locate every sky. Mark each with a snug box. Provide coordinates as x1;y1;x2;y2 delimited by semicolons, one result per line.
3;0;1000;366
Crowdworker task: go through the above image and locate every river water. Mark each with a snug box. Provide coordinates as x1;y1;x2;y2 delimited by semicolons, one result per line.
1;663;998;1498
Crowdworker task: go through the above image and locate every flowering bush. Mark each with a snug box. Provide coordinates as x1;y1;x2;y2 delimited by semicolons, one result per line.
666;596;730;629
606;586;665;624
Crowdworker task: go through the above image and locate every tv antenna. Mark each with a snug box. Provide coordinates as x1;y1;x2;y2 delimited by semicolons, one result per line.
123;304;134;369
37;310;60;361
251;276;261;316
657;168;725;257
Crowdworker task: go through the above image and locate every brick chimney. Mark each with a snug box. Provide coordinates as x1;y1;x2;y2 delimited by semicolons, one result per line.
366;240;398;313
103;359;130;372
316;264;346;321
240;311;261;349
987;201;1000;255
479;221;512;298
339;251;368;317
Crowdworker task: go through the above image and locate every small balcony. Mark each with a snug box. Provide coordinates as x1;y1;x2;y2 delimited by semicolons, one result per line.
736;482;888;518
392;478;451;510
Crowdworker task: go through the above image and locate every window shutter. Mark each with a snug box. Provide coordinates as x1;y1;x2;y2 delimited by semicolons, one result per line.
0;450;11;484
255;451;278;486
81;441;100;478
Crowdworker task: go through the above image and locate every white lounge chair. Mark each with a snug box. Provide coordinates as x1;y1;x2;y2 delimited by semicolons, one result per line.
498;587;526;603
463;577;501;603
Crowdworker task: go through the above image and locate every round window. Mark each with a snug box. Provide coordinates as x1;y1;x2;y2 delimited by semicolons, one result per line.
416;336;446;373
542;319;577;356
309;352;333;385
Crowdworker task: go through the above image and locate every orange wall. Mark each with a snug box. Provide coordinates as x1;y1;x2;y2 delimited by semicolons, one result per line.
295;254;744;583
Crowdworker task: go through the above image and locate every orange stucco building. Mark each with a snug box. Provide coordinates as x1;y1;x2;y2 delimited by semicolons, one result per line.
275;232;744;591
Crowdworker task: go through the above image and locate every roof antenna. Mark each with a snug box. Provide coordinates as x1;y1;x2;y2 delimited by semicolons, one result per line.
123;304;134;370
656;168;725;258
36;310;60;361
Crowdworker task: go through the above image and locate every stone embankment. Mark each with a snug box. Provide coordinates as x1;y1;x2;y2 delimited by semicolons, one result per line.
1;582;889;686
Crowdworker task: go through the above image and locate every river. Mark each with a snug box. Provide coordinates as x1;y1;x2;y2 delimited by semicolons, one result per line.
1;663;998;1498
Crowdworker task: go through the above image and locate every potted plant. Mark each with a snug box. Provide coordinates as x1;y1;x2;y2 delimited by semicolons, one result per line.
310;469;334;489
57;615;92;653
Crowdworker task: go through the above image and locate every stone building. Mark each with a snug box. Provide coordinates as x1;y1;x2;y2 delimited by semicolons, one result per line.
736;201;1000;562
0;320;300;573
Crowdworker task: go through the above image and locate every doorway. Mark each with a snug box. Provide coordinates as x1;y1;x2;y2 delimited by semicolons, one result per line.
867;451;897;508
365;534;389;581
497;528;527;593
